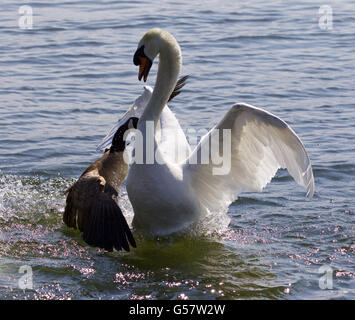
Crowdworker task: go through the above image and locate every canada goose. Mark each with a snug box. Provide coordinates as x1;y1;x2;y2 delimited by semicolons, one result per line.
64;117;138;252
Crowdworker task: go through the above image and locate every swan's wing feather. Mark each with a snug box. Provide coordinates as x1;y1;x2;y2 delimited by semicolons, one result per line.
184;102;315;211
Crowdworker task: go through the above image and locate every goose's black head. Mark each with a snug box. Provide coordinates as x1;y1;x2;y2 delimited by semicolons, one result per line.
109;117;139;153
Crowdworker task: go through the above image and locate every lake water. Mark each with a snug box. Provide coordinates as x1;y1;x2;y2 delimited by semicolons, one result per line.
0;0;354;300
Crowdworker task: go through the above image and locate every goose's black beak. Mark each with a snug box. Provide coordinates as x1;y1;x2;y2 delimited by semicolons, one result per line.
133;45;152;82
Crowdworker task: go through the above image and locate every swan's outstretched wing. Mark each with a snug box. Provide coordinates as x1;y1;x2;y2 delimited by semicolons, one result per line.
183;102;315;212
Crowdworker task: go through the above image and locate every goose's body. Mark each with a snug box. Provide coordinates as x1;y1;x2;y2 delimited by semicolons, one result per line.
64;118;138;252
126;28;315;236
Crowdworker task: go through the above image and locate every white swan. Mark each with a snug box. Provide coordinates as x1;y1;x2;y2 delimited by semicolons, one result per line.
126;28;315;236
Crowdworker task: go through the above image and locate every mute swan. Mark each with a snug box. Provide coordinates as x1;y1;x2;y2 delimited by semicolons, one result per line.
64;117;139;252
126;28;315;236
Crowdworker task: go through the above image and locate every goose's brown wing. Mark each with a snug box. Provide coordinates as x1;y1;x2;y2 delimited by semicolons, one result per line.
64;176;136;252
83;191;136;252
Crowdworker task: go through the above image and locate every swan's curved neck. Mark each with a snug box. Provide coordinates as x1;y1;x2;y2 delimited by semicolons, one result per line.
141;37;181;125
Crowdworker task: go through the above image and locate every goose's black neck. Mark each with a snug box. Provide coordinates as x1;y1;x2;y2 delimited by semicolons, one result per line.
109;117;139;153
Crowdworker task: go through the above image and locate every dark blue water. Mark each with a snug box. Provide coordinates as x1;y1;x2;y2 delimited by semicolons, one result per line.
0;0;354;299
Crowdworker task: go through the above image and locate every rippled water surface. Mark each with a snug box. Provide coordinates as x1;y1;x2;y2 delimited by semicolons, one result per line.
1;0;354;300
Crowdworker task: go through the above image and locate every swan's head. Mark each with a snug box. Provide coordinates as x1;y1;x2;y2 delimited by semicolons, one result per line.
133;28;180;82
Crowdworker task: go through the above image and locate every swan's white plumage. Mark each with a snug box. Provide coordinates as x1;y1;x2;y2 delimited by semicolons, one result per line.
183;102;314;213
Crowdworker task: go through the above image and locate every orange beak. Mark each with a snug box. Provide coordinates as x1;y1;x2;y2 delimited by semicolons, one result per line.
138;56;152;82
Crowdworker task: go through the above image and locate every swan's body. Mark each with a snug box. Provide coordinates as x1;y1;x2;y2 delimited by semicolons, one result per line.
127;28;315;236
